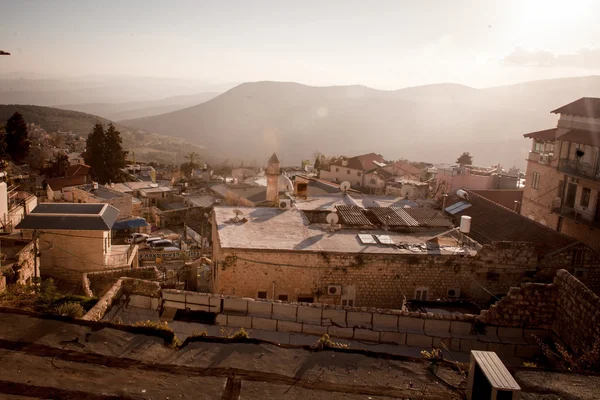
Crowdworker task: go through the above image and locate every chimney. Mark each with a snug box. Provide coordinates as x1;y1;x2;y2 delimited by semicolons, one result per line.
513;200;521;214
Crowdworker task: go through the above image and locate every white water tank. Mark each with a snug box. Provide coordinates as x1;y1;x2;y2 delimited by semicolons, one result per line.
460;215;472;234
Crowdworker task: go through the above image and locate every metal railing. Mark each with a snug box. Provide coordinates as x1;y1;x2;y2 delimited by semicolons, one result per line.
558;159;600;182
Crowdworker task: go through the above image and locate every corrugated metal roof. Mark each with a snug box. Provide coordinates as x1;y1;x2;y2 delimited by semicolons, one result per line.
336;205;372;226
368;207;418;227
113;218;149;230
402;208;453;228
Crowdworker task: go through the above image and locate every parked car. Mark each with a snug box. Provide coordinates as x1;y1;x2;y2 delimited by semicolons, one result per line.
145;237;163;245
125;233;149;244
149;240;177;249
162;246;181;252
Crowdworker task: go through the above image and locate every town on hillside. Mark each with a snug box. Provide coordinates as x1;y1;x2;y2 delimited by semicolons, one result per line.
0;95;599;398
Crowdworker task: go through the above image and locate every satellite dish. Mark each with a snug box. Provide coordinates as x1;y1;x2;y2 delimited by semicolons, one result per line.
399;185;415;199
340;181;351;192
326;212;339;225
363;199;380;208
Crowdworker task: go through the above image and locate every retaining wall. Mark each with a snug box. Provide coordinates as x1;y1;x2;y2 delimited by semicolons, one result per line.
161;289;545;357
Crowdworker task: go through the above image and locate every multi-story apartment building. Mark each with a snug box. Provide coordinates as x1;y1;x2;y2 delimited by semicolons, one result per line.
522;97;600;251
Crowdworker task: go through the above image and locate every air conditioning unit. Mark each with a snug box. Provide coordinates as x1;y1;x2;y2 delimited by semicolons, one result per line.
279;199;292;210
446;288;461;298
327;284;342;296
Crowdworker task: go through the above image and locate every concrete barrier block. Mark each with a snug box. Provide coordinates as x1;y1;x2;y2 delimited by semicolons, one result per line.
277;320;303;333
398;317;424;334
302;324;329;336
354;329;380;342
516;345;540;358
459;339;488;352
432;337;451;349
373;314;399;332
328;326;354;339
252;317;277;331
215;314;228;326
209;296;222;309
450;321;477;339
128;295;152;309
498;327;528;345
272;303;298;322
322;309;346;327
186;303;211;312
424;320;451;338
163;300;183;309
477;326;499;343
222;298;248;315
162;291;186;302
185;292;211;306
227;315;252;328
347;311;372;329
150;297;160;310
297;307;323;324
247;301;273;318
380;332;406;345
450;338;461;351
487;343;516;357
406;333;433;348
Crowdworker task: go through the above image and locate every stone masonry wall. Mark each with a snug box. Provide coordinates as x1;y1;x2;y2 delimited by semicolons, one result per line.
553;269;600;355
478;283;557;329
213;241;539;308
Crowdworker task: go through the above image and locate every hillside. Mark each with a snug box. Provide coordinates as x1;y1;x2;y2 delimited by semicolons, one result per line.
121;77;600;168
56;92;219;121
0;105;125;136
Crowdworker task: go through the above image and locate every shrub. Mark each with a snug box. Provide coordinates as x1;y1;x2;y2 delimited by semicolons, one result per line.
192;330;208;337
132;320;173;332
314;334;349;350
230;328;249;339
421;348;444;362
55;302;85;318
171;335;182;348
537;337;600;373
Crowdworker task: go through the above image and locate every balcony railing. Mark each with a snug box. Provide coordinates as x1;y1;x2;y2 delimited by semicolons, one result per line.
558;158;600;181
552;205;600;229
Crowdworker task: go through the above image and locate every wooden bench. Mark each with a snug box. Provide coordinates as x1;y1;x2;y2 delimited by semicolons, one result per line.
467;350;521;400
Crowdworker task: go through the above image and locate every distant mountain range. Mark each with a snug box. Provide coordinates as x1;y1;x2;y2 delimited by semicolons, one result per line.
56;92;219;121
0;104;124;136
119;76;600;169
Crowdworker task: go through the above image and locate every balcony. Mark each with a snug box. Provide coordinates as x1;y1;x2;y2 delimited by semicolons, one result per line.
553;206;600;229
528;152;556;166
558;159;600;182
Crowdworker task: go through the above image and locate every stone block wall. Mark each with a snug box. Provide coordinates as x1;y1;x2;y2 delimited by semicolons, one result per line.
83;266;160;297
478;282;557;329
553;269;600;355
213;241;540;308
159;289;542;357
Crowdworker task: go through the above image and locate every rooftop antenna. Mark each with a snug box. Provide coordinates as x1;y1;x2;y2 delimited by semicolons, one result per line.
339;181;351;194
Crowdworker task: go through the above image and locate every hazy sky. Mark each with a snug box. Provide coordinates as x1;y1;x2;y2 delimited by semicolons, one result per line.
2;0;600;89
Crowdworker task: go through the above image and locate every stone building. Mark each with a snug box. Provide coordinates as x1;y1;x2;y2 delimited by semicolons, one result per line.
70;183;134;220
209;204;579;308
521;97;600;252
0;237;39;287
444;188;600;293
15;203;139;282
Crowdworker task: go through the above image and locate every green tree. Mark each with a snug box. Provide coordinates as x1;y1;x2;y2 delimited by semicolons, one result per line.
456;152;473;166
43;153;70;178
104;124;127;182
4;112;30;164
84;123;126;183
180;152;200;178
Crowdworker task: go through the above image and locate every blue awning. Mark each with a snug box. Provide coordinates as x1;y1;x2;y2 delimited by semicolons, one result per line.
112;218;149;230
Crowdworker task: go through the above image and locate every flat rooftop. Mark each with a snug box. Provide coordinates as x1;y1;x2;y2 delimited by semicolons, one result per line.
214;207;472;255
295;194;419;211
77;184;124;200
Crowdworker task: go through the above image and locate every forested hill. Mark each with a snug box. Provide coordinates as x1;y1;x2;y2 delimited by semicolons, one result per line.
0;105;126;135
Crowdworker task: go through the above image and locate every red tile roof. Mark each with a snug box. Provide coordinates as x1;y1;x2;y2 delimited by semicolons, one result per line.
551;97;600;118
445;189;577;257
331;153;385;171
523;128;557;141
46;176;88;191
65;164;91;177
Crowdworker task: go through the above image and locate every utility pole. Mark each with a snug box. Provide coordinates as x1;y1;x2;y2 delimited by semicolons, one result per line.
33;229;39;289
